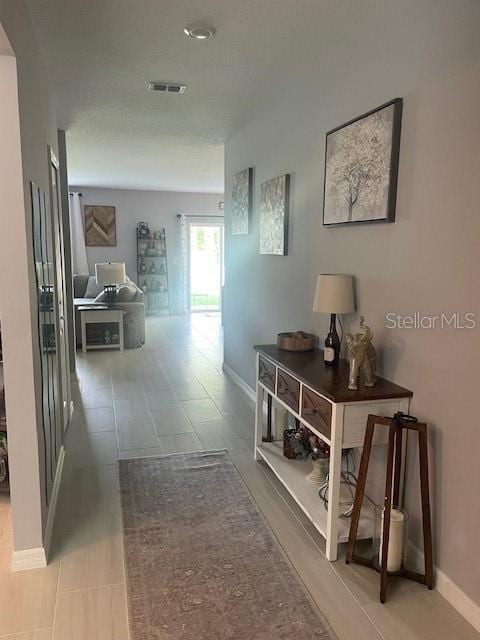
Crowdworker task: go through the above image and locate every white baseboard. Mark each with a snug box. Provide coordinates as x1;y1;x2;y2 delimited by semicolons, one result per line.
408;542;480;632
11;547;47;571
11;446;66;572
222;362;256;403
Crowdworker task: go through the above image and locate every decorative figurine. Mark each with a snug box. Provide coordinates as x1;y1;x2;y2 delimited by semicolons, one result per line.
308;435;330;485
345;316;377;390
137;221;150;238
139;259;147;275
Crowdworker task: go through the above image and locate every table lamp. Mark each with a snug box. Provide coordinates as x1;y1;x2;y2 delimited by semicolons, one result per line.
313;274;354;365
95;262;126;307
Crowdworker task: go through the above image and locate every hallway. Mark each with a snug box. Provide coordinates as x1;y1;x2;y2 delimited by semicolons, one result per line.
0;314;477;639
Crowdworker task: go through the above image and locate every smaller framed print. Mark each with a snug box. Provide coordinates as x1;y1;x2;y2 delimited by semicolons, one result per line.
85;205;116;246
231;167;253;235
259;174;290;255
323;98;403;226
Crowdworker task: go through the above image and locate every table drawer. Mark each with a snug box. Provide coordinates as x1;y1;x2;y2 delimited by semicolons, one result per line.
258;356;276;392
277;368;300;413
301;387;332;439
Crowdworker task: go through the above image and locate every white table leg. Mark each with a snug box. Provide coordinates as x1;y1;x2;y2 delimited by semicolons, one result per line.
81;312;87;353
254;355;264;460
326;403;344;561
119;313;124;351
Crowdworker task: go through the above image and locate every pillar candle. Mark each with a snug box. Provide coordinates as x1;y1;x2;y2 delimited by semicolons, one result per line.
379;508;407;572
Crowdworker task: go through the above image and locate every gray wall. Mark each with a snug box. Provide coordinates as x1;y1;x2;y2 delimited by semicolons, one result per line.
0;1;60;552
70;186;223;313
224;1;480;606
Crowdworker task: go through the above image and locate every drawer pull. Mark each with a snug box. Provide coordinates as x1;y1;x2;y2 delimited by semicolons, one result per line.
303;408;317;416
278;386;289;393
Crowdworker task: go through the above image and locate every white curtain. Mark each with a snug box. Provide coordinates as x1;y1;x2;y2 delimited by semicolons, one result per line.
68;192;89;275
177;214;188;314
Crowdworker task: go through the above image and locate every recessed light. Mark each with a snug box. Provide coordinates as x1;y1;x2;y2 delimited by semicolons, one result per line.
183;24;216;40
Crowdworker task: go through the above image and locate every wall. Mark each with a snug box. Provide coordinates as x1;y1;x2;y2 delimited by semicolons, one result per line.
0;0;60;554
70;186;223;312
224;1;480;609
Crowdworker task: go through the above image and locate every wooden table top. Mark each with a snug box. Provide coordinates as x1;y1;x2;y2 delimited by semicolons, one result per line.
254;345;413;404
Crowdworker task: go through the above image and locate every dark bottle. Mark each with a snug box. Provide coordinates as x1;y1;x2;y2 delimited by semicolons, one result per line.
324;313;340;365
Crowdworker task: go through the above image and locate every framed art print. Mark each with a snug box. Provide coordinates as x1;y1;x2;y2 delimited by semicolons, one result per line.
231;167;253;235
323;98;403;226
85;205;116;246
259;173;290;255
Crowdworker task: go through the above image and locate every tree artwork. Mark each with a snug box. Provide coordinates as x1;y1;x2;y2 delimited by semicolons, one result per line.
323;100;402;225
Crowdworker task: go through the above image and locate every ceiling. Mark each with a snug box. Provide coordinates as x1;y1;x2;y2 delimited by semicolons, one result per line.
26;0;338;192
25;0;468;193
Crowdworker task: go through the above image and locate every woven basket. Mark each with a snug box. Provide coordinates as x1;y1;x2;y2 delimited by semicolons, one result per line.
277;331;315;352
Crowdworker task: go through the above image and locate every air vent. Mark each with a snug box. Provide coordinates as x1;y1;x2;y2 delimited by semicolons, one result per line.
148;81;186;94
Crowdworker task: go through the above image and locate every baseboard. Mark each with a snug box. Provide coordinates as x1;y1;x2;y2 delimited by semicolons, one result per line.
11;547;47;571
222;362;256;403
407;540;480;631
43;444;65;561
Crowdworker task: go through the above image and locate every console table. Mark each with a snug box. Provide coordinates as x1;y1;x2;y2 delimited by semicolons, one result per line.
253;345;412;561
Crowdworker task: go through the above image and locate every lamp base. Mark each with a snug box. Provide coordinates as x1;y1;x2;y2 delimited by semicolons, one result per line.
103;284;116;307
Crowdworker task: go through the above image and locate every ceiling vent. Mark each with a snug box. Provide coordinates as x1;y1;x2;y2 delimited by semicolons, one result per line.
148;82;186;94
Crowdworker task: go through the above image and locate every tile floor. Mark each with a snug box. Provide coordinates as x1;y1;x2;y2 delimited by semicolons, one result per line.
0;313;478;639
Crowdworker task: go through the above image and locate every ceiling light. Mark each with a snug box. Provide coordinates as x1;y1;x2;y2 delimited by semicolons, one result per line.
183;24;216;40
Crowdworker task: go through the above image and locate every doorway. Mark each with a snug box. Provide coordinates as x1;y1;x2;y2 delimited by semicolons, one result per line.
187;219;224;313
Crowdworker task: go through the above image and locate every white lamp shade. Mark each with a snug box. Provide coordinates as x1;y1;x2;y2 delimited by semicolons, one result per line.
313;274;355;314
95;262;126;285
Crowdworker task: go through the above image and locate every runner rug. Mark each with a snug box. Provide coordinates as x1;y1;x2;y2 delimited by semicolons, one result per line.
119;450;335;639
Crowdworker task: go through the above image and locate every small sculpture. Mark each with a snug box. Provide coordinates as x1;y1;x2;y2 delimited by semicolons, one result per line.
346;316;377;390
137;222;150;239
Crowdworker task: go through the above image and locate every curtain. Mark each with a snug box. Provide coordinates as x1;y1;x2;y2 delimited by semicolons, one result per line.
68;192;89;275
177;214;188;314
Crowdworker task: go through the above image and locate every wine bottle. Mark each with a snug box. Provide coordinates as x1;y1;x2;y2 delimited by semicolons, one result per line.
324;313;340;365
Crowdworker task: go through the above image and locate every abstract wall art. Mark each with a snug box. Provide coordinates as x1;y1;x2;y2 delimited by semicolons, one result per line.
323;98;403;226
259;174;290;255
85;205;117;246
231;167;253;235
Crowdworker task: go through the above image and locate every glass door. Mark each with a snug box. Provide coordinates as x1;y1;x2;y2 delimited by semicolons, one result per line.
187;220;224;313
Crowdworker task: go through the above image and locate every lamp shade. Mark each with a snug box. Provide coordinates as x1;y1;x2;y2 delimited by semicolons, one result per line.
95;262;126;285
313;274;354;314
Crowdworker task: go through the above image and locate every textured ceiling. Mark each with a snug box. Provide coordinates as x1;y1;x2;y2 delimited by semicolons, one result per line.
27;0;337;192
25;0;473;192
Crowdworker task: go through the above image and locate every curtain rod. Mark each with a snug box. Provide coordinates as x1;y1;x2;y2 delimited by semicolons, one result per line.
177;214;223;218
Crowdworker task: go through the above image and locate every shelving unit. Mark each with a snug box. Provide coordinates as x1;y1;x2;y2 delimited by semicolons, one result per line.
136;224;170;315
257;441;374;543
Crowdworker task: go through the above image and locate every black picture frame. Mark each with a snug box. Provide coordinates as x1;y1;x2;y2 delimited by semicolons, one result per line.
322;98;403;227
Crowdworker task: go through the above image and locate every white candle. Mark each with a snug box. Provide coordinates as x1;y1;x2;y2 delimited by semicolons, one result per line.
379;508;407;572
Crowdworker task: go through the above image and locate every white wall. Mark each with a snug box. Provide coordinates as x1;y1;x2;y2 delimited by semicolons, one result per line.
70;186;223;312
0;0;60;554
224;1;480;607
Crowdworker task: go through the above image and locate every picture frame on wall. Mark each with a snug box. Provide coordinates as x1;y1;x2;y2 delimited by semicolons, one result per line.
322;98;403;226
231;167;253;235
259;173;290;255
85;205;117;246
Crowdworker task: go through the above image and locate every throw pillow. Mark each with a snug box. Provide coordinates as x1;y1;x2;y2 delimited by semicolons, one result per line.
115;284;137;303
84;276;103;299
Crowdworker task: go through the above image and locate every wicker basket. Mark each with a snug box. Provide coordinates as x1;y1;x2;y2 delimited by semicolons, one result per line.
277;331;315;352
